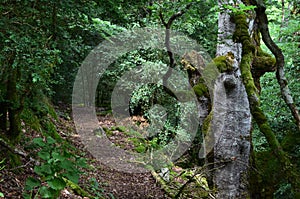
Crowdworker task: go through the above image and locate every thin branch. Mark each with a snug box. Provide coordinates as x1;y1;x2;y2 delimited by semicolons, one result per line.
159;11;167;27
159;3;192;90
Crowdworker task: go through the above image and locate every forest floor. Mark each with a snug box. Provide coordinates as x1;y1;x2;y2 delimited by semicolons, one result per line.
0;107;170;199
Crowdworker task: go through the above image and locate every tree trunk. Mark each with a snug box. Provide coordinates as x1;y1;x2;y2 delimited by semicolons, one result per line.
233;0;300;195
207;1;252;197
7;66;22;141
0;103;7;131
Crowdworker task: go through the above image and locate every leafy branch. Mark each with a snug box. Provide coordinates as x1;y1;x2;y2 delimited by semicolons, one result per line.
222;4;256;15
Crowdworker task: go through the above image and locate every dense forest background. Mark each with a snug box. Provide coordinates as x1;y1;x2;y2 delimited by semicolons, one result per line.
0;0;299;198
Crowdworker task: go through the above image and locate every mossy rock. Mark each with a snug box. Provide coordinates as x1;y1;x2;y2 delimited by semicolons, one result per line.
175;90;195;102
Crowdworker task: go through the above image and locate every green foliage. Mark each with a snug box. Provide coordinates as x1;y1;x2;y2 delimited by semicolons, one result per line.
274;183;294;199
85;177;107;199
24;136;87;198
222;4;256;15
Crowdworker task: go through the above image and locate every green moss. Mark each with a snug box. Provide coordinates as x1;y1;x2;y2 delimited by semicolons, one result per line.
233;14;255;54
240;53;259;99
41;119;61;140
193;83;209;98
202;111;213;137
253;47;276;74
252;107;266;122
254;56;276;69
43;97;58;120
212;55;234;73
256;47;272;57
21;108;42;132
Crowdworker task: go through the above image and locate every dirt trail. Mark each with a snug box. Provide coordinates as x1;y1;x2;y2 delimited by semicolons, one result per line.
0;112;170;199
83;114;170;199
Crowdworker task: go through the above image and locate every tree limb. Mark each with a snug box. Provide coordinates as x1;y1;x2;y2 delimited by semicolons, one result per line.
234;12;300;193
254;0;300;131
159;3;192;92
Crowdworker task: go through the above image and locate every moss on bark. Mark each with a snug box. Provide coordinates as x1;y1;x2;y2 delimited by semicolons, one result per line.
212;52;234;73
233;12;300;194
193;82;209;98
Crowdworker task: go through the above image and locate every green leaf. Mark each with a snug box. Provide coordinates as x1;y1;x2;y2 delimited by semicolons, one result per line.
0;192;4;197
33;138;45;147
47;178;66;190
34;164;52;176
60;159;74;170
64;171;80;183
76;158;87;168
39;186;54;198
25;177;41;190
38;151;50;160
46;136;56;144
52;151;65;161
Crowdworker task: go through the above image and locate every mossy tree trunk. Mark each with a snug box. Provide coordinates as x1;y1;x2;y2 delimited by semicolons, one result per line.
233;0;300;195
202;0;252;198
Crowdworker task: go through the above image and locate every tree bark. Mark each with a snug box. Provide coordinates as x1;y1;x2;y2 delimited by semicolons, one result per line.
206;1;252;197
7;66;22;141
0;102;7;131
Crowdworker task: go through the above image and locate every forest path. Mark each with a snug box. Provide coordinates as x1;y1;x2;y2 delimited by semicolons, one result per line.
0;109;169;199
73;114;170;199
